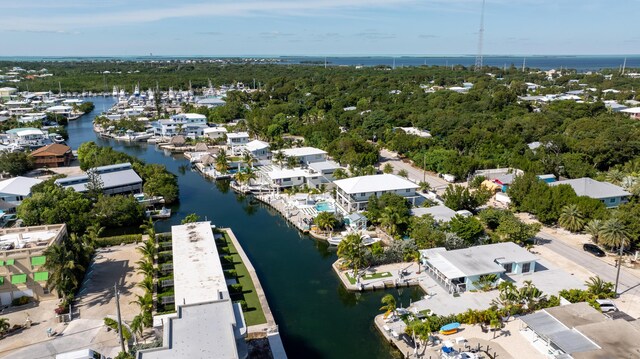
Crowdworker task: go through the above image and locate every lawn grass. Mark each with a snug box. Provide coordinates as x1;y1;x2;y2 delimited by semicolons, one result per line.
345;271;393;285
221;232;267;326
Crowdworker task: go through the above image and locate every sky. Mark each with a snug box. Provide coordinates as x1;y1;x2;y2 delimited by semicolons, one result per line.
1;0;639;56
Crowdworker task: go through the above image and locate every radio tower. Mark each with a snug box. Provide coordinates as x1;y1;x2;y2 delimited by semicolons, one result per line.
474;0;486;72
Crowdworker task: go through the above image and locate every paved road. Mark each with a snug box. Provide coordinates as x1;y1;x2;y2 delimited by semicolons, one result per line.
536;232;640;294
378;148;450;191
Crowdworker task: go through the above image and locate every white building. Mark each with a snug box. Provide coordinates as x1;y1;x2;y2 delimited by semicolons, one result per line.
333;174;419;213
549;177;630;208
0;177;43;205
203;126;228;140
46;105;73;117
244;140;270;159
152;113;209;138
55;163;143;196
137;222;248;359
262;168;308;189
277;147;327;166
227;132;250;154
5;127;50;148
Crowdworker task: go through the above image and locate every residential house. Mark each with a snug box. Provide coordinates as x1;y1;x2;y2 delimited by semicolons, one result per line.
6;127;51;148
152;113;209;138
0;87;17;100
549;177;630;208
277;147;328;166
410;205;459;223
261;167;307;189
0;224;67;305
195;97;226;108
55;163;143;195
305;160;342;188
227;132;250;154
202;126;228;141
244;140;270;160
333;174;420;213
419;242;538;294
520;302;640;358
621;107;640;120
30;143;73;168
0;177;43;205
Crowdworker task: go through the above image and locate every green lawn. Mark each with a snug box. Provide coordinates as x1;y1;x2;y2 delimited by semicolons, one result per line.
345;271;393;285
220;232;267;326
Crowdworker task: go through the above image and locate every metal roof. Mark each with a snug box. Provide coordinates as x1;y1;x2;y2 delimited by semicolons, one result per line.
333;174;419;194
411;205;457;222
549;177;630;199
280;147;327;157
521;311;600;354
0;176;43;196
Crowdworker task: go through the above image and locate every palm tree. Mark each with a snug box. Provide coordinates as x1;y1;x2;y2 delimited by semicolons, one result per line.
215;149;229;174
136;258;155;278
584;219;604;243
130;293;153;327
136;239;157;262
43;244;85;299
242;150;256;169
585;276;614;299
418;181;431;193
285;155;298;169
380;294;397;319
273;151;286;169
605;168;625;185
490;318;502;338
333;168;348;180
0;318;9;337
314;212;337;234
137;276;154;295
558;204;585;232
337;233;366;277
382;163;394;174
140;217;156;241
379;207;406;237
397;169;409;178
599;218;630;295
130;314;145;341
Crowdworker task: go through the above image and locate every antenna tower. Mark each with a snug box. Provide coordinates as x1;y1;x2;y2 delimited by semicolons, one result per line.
474;0;486;71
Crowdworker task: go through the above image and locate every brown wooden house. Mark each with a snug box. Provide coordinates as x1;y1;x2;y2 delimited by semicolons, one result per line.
30;144;73;168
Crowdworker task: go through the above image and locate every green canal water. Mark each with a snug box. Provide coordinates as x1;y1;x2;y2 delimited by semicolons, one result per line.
67;98;423;359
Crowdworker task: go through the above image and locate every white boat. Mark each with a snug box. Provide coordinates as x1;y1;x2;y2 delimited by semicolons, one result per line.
360;234;381;246
146;207;171;219
327;235;343;246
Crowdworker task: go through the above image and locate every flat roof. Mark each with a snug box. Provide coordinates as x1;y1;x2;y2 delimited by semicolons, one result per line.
422;242;537;278
573;320;640;359
411;205;457;222
138;300;244;359
333;174;419;194
227;132;249;139
521;310;600;354
56;168;142;192
550;178;630;199
0;224;66;252
266;168;307;180
307;160;341;172
0;176;43;196
245;140;269;152
279;147;327;157
171;222;228;307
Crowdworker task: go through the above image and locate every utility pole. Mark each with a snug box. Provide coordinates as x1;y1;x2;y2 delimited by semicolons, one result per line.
614;245;624;296
114;284;126;353
423;152;426;184
474;0;486;71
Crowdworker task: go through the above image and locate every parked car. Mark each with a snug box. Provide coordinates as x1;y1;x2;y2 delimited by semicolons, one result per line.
583;243;605;257
596;299;618;313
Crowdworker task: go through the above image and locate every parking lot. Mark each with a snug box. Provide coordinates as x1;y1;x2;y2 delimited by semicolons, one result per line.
0;243;143;358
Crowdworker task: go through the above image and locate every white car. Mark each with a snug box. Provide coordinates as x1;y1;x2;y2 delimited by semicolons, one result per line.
596;299;618;313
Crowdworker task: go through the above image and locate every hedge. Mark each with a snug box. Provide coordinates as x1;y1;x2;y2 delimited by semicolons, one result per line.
95;234;142;248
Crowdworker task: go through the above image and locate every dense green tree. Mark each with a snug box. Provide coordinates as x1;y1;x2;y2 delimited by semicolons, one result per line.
447;215;485;244
0;151;34;176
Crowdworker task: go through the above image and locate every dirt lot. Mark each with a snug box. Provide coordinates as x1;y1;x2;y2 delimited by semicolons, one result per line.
0;243;144;358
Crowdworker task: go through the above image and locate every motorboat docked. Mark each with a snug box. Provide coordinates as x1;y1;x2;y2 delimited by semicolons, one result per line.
327;235;343;246
360;234;381;246
146;207;171;219
327;233;380;246
115;130;154;142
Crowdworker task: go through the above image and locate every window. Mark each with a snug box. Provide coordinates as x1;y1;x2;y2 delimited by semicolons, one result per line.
522;262;532;273
31;256;46;266
503;263;513;273
33;271;49;282
6;259;14;266
609;198;616;204
406;189;411;193
360;193;366;197
11;274;27;284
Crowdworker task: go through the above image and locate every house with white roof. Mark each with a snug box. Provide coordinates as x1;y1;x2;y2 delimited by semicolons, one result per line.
46;105;73;118
395;127;431;138
420;242;538;294
277;147;327;166
5;127;50;148
333;174;420;213
411;205;458;223
261;167;308;189
55;163;143;196
549;177;630;208
306;160;343;188
203;126;228;140
244;140;270;159
152;113;209;138
0;177;43;205
621;107;640;120
227;132;250;154
195;97;226;108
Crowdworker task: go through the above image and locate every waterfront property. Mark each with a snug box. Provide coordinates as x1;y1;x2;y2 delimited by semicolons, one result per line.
277;147;327;165
419;242;538;294
244;139;271;160
227;132;250;154
333;174;420;213
0;224;67;305
5;127;51;148
151;113;209;138
0;176;43;205
410;204;459;223
55;162;143;195
202;126;228;141
138;222;248;359
30;143;73;168
549;177;631;208
520;302;640;358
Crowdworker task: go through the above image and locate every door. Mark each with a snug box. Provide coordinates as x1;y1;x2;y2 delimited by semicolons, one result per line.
0;292;11;306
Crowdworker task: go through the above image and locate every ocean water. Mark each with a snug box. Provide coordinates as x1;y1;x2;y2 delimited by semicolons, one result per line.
0;55;638;72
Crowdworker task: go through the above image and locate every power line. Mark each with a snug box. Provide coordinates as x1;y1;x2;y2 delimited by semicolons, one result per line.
475;0;486;71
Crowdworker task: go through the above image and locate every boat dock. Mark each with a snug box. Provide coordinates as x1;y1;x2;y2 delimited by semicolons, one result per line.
254;193;319;236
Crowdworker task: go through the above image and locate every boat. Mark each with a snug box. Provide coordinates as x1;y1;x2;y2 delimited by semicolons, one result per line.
146;207;171;219
439;322;460;335
360;234;381;246
327;235;343;246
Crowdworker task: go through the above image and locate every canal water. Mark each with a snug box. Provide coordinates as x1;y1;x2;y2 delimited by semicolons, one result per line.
67;98;423;359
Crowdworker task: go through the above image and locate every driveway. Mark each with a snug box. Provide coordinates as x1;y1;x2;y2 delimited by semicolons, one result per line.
378;148;449;191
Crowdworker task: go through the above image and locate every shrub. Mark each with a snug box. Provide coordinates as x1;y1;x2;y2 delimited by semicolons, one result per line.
236;300;248;311
224;270;237;278
222;255;235;264
12;296;32;306
229;284;243;293
95;234;142;248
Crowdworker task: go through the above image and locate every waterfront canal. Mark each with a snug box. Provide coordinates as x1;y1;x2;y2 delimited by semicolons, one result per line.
67;98;423;359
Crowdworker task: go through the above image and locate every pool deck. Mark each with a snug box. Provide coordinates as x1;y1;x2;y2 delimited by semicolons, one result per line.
255;193;330;240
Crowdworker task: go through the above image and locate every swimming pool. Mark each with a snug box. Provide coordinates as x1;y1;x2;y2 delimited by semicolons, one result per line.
315;202;335;212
